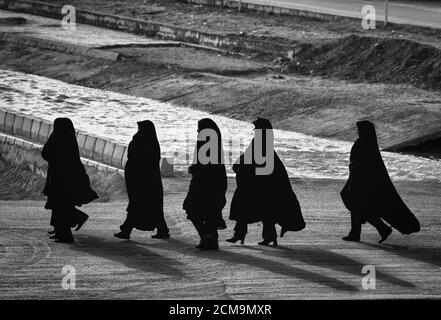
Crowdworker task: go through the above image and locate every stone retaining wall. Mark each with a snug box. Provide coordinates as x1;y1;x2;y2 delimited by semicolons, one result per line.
0;109;174;176
0;131;129;201
0;0;295;56
0;132;49;177
0;32;120;61
0;131;123;177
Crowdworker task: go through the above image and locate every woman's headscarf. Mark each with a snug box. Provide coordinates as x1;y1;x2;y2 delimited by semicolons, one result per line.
241;118;274;169
356;120;384;165
135;120;161;161
193;118;225;165
354;120;391;183
48;117;80;159
53;117;76;137
252;117;274;155
357;120;379;149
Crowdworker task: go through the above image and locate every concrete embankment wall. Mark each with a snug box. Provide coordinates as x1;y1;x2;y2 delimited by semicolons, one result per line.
0;0;295;56
0;133;129;200
0;32;120;61
0;109;174;177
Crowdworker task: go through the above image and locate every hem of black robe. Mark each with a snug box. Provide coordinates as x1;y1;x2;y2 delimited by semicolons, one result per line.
186;211;227;230
228;217;263;225
280;224;306;237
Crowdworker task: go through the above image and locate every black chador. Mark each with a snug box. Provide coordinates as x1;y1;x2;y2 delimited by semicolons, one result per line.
227;118;305;246
114;120;169;240
341;120;420;243
183;118;227;250
42;118;98;243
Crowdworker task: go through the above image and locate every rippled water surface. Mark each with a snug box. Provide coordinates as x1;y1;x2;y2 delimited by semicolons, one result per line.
1;69;440;181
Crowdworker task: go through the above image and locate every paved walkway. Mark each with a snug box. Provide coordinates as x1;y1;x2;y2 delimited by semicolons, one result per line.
244;0;441;29
1;178;440;299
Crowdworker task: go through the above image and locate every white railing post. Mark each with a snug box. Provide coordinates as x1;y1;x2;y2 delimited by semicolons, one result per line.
385;0;389;26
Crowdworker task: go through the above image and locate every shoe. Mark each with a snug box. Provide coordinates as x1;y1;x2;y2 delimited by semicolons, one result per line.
74;215;89;231
49;234;59;240
198;235;219;250
258;239;277;246
55;237;74;243
47;229;56;235
195;240;203;249
379;227;392;244
114;231;131;240
151;233;170;239
342;235;360;242
200;241;219;250
226;235;245;244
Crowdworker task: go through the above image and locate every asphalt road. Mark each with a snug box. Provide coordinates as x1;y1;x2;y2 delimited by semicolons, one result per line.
1;178;441;299
243;0;441;28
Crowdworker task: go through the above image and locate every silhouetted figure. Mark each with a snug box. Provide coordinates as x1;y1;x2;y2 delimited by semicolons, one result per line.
341;121;420;243
42;118;98;243
183;118;227;250
114;120;169;240
227;118;305;246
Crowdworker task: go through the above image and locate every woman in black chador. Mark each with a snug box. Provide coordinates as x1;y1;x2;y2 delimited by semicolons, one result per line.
42;118;98;243
341;120;420;243
227;118;305;246
114;120;169;240
183;118;227;250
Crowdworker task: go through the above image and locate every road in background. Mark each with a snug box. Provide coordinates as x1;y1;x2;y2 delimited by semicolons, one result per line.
244;0;441;28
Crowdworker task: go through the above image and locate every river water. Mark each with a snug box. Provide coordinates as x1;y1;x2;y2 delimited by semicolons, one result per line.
1;69;440;181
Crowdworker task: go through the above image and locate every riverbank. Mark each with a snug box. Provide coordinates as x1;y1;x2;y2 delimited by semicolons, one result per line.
1;176;441;299
47;0;441;47
2;1;441;92
1;14;441;153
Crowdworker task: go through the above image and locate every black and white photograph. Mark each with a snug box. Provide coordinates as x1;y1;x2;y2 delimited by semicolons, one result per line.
0;0;440;309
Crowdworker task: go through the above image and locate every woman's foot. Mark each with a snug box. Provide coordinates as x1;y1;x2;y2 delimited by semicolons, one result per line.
195;240;204;249
151;233;170;239
200;241;219;250
49;234;59;240
198;235;219;250
258;239;277;246
55;237;74;243
226;235;245;244
74;215;89;231
47;229;56;235
342;235;360;242
114;231;131;240
378;227;392;244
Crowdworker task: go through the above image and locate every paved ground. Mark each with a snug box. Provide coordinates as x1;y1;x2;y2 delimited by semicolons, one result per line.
246;0;441;29
1;178;440;299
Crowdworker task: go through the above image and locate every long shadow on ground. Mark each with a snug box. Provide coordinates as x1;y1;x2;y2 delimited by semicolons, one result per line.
245;245;415;288
132;238;360;293
72;234;185;278
360;241;441;268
